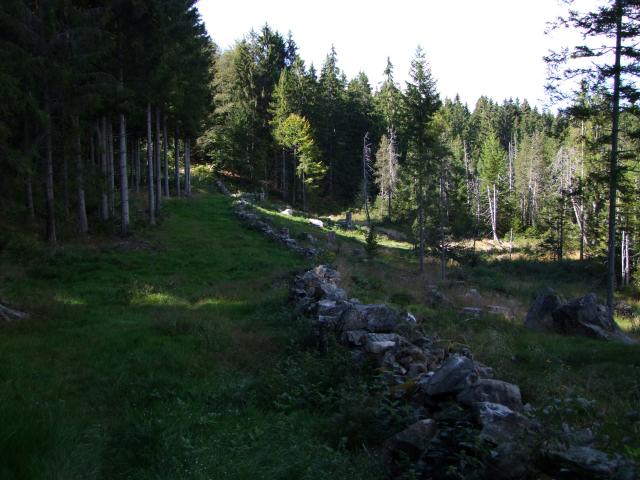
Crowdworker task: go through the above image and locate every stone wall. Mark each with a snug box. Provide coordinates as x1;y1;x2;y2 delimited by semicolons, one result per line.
291;265;637;480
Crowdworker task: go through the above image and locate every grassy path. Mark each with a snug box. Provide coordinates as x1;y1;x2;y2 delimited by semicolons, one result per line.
0;193;380;479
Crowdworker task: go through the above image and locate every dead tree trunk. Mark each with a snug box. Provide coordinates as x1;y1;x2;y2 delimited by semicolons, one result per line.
487;184;499;243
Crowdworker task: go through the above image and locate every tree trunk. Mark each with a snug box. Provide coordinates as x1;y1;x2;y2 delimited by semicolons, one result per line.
26;175;35;219
606;0;622;321
99;118;109;220
487;184;499;243
184;136;191;196
302;169;307;212
62;154;69;219
119;113;129;234
24;119;35;218
579;119;585;260
107;117;115;217
73;116;88;234
174;127;181;197
621;231;629;286
44;82;56;243
163;114;169;197
154;106;162;212
147;103;156;226
135;139;141;193
362;133;371;227
418;178;425;274
281;148;286;199
439;174;446;281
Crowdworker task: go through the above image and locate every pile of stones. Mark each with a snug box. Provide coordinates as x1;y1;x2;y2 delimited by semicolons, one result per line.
291;265;637;480
214;178;231;196
234;199;318;258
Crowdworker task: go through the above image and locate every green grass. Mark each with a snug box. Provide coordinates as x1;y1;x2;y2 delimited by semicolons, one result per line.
0;192;382;480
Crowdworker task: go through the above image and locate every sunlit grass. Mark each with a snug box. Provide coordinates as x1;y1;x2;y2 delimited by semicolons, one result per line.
0;191;381;479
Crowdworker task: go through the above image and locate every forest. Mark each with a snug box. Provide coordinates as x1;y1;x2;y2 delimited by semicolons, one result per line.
0;0;639;479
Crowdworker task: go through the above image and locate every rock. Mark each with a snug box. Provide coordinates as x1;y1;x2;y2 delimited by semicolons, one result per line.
340;303;402;333
419;355;479;397
461;307;483;317
424;285;451;308
309;218;324;228
365;333;402;354
552;293;636;344
457;379;523;411
541;444;637;480
385;419;437;461
406;312;417;323
615;301;634;318
487;441;535;480
473;402;537;480
394;345;428;367
341;329;369;347
407;362;429;379
215;179;231;196
487;305;512;318
465;288;482;302
525;288;564;332
302;233;317;244
280;208;293;216
317;299;351;328
473;402;532;445
474;362;495;379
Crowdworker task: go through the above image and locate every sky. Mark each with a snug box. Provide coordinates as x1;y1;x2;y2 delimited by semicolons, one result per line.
196;0;589;111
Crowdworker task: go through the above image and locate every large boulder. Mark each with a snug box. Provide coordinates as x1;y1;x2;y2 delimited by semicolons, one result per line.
525;290;636;344
525;288;564;332
552;294;636;344
457;379;523;411
418;355;479;397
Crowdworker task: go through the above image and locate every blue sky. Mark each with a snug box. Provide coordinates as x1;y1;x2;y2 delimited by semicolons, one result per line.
196;0;594;110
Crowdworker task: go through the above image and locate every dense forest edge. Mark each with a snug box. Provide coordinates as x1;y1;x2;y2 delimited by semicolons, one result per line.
1;0;640;478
